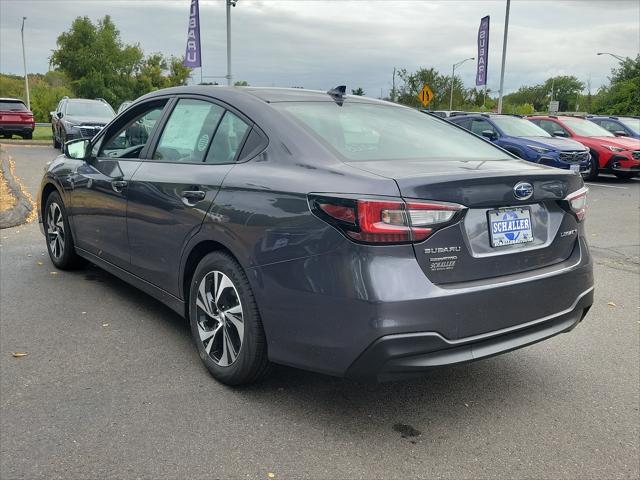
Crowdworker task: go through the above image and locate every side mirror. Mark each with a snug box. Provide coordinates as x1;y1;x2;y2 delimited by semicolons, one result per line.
64;138;90;160
613;130;628;137
552;130;568;138
57;112;63;119
481;129;497;140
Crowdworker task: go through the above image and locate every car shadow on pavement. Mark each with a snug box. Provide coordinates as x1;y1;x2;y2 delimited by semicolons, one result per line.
67;261;577;440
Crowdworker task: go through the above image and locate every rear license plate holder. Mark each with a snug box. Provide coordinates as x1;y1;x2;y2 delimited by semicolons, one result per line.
488;207;534;247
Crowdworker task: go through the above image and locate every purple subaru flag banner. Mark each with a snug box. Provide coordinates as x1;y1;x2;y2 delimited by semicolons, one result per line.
183;0;201;68
476;15;490;86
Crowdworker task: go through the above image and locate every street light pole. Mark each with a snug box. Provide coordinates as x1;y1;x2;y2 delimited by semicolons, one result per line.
449;57;474;111
497;0;511;114
597;52;626;62
226;0;233;86
20;17;30;110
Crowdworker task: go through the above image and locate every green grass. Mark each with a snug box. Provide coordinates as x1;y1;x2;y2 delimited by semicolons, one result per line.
32;126;52;141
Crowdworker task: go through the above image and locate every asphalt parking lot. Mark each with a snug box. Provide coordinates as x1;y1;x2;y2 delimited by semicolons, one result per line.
1;145;638;479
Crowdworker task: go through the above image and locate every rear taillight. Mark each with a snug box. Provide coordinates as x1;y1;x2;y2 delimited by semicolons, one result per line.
565;187;588;222
310;195;465;244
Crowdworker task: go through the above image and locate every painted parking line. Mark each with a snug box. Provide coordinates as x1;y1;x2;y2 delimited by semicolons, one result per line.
585;183;628;189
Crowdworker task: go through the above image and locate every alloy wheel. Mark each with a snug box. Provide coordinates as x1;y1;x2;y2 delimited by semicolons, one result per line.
195;271;244;367
46;202;65;259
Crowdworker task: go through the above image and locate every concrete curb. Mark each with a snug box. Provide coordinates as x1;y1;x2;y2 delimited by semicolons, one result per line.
0;140;52;147
0;147;36;229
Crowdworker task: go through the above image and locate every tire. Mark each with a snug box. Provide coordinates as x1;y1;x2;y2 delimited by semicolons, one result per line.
22;132;32;140
584;150;599;181
189;251;270;385
59;131;66;152
43;191;86;270
53;129;60;149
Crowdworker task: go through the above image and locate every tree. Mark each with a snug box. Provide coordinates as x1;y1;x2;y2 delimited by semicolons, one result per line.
50;16;191;108
395;67;452;109
351;87;365;96
544;76;584;111
592;55;640;115
234;80;249;86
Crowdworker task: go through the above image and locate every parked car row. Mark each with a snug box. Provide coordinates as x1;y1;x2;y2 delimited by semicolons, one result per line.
437;112;640;179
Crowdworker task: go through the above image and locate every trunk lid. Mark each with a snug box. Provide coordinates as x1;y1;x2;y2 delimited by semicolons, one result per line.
346;158;584;284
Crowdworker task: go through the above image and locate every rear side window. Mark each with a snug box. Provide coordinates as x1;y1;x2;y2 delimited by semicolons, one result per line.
275;102;509;161
0;100;28;111
205;111;250;164
154;99;224;163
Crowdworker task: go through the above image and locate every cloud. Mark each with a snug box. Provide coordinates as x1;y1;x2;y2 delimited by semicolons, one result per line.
1;0;638;98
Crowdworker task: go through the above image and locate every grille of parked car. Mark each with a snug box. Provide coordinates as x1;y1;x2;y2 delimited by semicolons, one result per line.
559;151;589;163
632;150;640;160
79;125;104;138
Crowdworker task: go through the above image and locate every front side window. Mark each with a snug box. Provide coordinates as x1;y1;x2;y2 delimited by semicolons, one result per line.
275;102;509;161
470;118;497;136
98;104;166;159
154;99;224;163
533;120;568;136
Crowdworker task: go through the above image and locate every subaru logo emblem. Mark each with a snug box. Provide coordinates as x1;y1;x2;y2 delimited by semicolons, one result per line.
513;182;533;200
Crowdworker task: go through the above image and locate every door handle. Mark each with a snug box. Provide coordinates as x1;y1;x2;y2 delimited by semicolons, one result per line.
181;190;206;202
111;180;128;192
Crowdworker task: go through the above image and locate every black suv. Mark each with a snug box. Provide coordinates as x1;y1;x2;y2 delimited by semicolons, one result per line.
51;97;115;150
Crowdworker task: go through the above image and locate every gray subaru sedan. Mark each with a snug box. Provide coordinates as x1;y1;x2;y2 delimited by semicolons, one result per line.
38;86;593;384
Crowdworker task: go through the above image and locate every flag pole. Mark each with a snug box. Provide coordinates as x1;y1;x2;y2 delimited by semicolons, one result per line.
497;0;510;114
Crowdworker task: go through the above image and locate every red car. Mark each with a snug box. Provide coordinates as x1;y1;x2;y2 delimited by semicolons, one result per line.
0;98;35;140
529;115;640;180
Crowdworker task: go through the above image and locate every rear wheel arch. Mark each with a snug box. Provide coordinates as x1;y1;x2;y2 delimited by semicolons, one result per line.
182;240;238;309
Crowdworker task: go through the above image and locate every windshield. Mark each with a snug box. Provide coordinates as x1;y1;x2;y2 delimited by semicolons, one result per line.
619;117;640;133
491;116;551;137
66;101;114;118
275;102;510;161
563;118;613;137
0;101;28;111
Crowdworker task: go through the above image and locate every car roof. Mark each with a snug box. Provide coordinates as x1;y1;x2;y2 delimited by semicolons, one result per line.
140;85;391;106
0;98;25;102
66;98;107;103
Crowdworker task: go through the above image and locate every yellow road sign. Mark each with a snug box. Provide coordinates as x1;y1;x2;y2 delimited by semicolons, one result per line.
418;84;434;107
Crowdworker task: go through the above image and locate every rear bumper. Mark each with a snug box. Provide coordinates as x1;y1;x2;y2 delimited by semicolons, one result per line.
255;235;594;378
0;123;34;134
346;287;592;381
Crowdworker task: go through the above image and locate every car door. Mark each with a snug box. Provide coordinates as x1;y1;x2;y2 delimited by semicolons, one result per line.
69;99;170;268
126;96;251;296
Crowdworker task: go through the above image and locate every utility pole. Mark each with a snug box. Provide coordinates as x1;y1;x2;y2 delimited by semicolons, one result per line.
226;0;237;86
497;0;510;114
449;57;474;111
21;17;30;110
391;67;396;102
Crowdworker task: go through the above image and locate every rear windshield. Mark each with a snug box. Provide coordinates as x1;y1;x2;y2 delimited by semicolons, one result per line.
274;102;511;161
0;100;28;111
491;116;551;137
66;101;115;118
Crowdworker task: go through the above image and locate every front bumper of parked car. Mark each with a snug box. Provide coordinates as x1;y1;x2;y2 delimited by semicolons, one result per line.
606;153;640;175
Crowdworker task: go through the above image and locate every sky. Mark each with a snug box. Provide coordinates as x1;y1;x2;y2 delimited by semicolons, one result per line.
1;0;639;98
